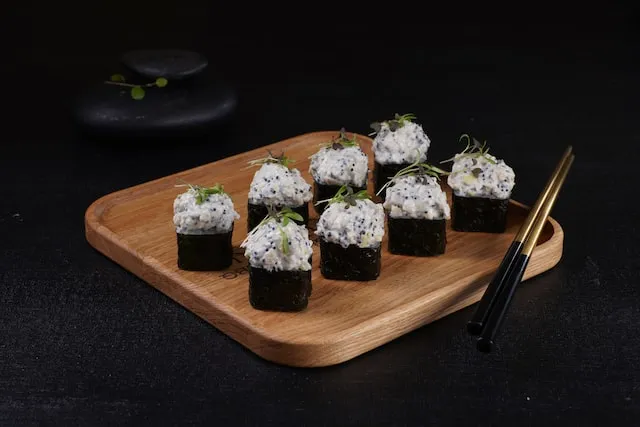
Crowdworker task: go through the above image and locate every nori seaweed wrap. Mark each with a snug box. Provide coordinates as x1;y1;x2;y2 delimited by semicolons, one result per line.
451;193;509;233
445;134;516;233
248;261;312;311
319;240;381;281
176;229;235;270
247;201;308;232
308;128;369;214
387;218;446;256
313;182;366;215
369;113;431;200
247;153;312;231
315;186;386;281
373;161;410;201
173;183;240;271
382;171;451;257
241;209;314;312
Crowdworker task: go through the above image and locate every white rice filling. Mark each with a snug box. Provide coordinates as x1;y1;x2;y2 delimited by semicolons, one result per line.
315;199;385;248
248;163;312;207
373;121;431;165
309;145;369;187
242;219;313;271
447;153;515;199
173;190;240;235
383;175;450;220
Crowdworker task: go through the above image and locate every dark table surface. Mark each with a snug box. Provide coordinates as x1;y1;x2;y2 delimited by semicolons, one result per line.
3;5;640;426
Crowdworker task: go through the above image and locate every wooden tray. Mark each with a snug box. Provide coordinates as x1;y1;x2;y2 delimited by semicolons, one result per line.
85;131;564;367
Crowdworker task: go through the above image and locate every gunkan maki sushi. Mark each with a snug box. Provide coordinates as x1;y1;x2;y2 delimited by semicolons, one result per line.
444;134;516;233
309;128;369;215
247;151;313;232
173;182;240;271
241;208;314;312
315;186;385;281
380;162;451;256
369;113;431;200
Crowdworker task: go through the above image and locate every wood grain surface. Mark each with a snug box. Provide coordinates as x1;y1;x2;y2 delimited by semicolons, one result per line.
84;131;564;367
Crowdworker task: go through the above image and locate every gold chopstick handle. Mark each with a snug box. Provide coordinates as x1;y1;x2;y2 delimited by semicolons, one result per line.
514;145;573;243
522;154;575;256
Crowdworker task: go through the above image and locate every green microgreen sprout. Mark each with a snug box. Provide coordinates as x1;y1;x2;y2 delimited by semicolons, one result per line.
175;179;227;204
246;149;296;169
240;206;304;255
375;153;450;197
105;74;168;100
327;127;359;150
309;128;360;159
314;185;371;208
440;133;497;165
369;113;417;136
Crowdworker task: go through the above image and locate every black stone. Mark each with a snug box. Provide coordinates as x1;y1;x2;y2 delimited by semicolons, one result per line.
451;193;510;233
72;77;237;138
387;217;447;256
122;49;208;80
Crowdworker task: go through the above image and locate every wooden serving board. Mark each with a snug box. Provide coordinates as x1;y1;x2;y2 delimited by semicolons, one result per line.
85;131;564;367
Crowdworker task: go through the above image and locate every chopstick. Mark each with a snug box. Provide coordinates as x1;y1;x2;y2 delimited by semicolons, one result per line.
467;145;574;336
476;152;575;353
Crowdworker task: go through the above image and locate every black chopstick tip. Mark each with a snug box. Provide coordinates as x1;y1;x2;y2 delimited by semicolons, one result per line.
467;321;483;336
476;337;494;353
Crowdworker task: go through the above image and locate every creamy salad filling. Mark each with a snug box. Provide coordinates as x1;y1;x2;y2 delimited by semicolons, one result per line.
315;199;385;248
248;163;312;207
242;218;313;272
447;153;515;199
373;121;431;165
173;189;240;235
383;175;450;220
309;145;369;187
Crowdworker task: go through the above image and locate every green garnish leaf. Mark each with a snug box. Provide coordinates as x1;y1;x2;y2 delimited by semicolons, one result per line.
110;74;126;82
283;211;304;222
156;77;168;87
440;133;497;165
131;86;145;100
325;127;359;150
315;185;372;208
375;151;450;197
247;149;296;169
282;216;290;226
175;180;227;204
369;113;417;136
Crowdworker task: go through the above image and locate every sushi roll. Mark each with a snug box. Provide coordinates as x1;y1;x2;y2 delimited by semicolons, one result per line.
241;208;314;312
444;134;516;233
369;113;431;200
173;182;240;271
380;162;451;256
247;151;313;232
315;186;385;281
309;128;369;215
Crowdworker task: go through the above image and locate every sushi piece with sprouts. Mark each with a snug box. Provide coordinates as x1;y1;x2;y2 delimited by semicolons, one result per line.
173;182;240;271
444;134;516;233
315;186;385;281
369;113;431;200
378;161;451;256
241;207;314;312
247;150;313;232
309;128;369;215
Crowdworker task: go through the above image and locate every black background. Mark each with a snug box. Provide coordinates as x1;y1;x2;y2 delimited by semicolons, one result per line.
2;2;640;426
